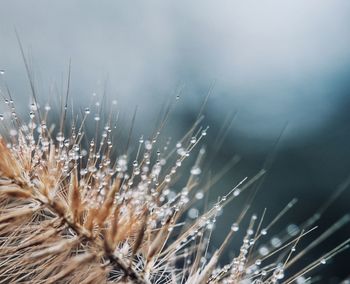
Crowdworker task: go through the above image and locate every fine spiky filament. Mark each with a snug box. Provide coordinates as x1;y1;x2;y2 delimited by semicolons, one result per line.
0;93;348;284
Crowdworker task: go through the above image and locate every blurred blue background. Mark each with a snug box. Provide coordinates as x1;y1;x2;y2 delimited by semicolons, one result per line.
1;1;350;282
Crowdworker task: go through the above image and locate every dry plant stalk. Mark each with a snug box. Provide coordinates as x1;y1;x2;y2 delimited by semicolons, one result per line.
0;93;348;284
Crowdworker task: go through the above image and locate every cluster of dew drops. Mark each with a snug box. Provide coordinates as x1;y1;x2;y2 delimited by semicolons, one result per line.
0;89;329;283
0;93;214;232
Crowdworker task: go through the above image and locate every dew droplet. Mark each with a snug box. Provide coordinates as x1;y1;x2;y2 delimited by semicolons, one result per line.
296;276;306;284
190;166;201;175
195;191;204;200
188;208;199;219
30;102;38;111
231;223;239;232
56;132;65;142
271;237;282;248
275;268;285;280
286;224;300;236
164;175;171;183
259;246;269;256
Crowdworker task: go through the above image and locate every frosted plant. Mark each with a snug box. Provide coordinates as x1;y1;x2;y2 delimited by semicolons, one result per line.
0;84;348;284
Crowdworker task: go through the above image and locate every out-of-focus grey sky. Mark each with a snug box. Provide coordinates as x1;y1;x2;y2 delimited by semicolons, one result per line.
1;0;350;145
